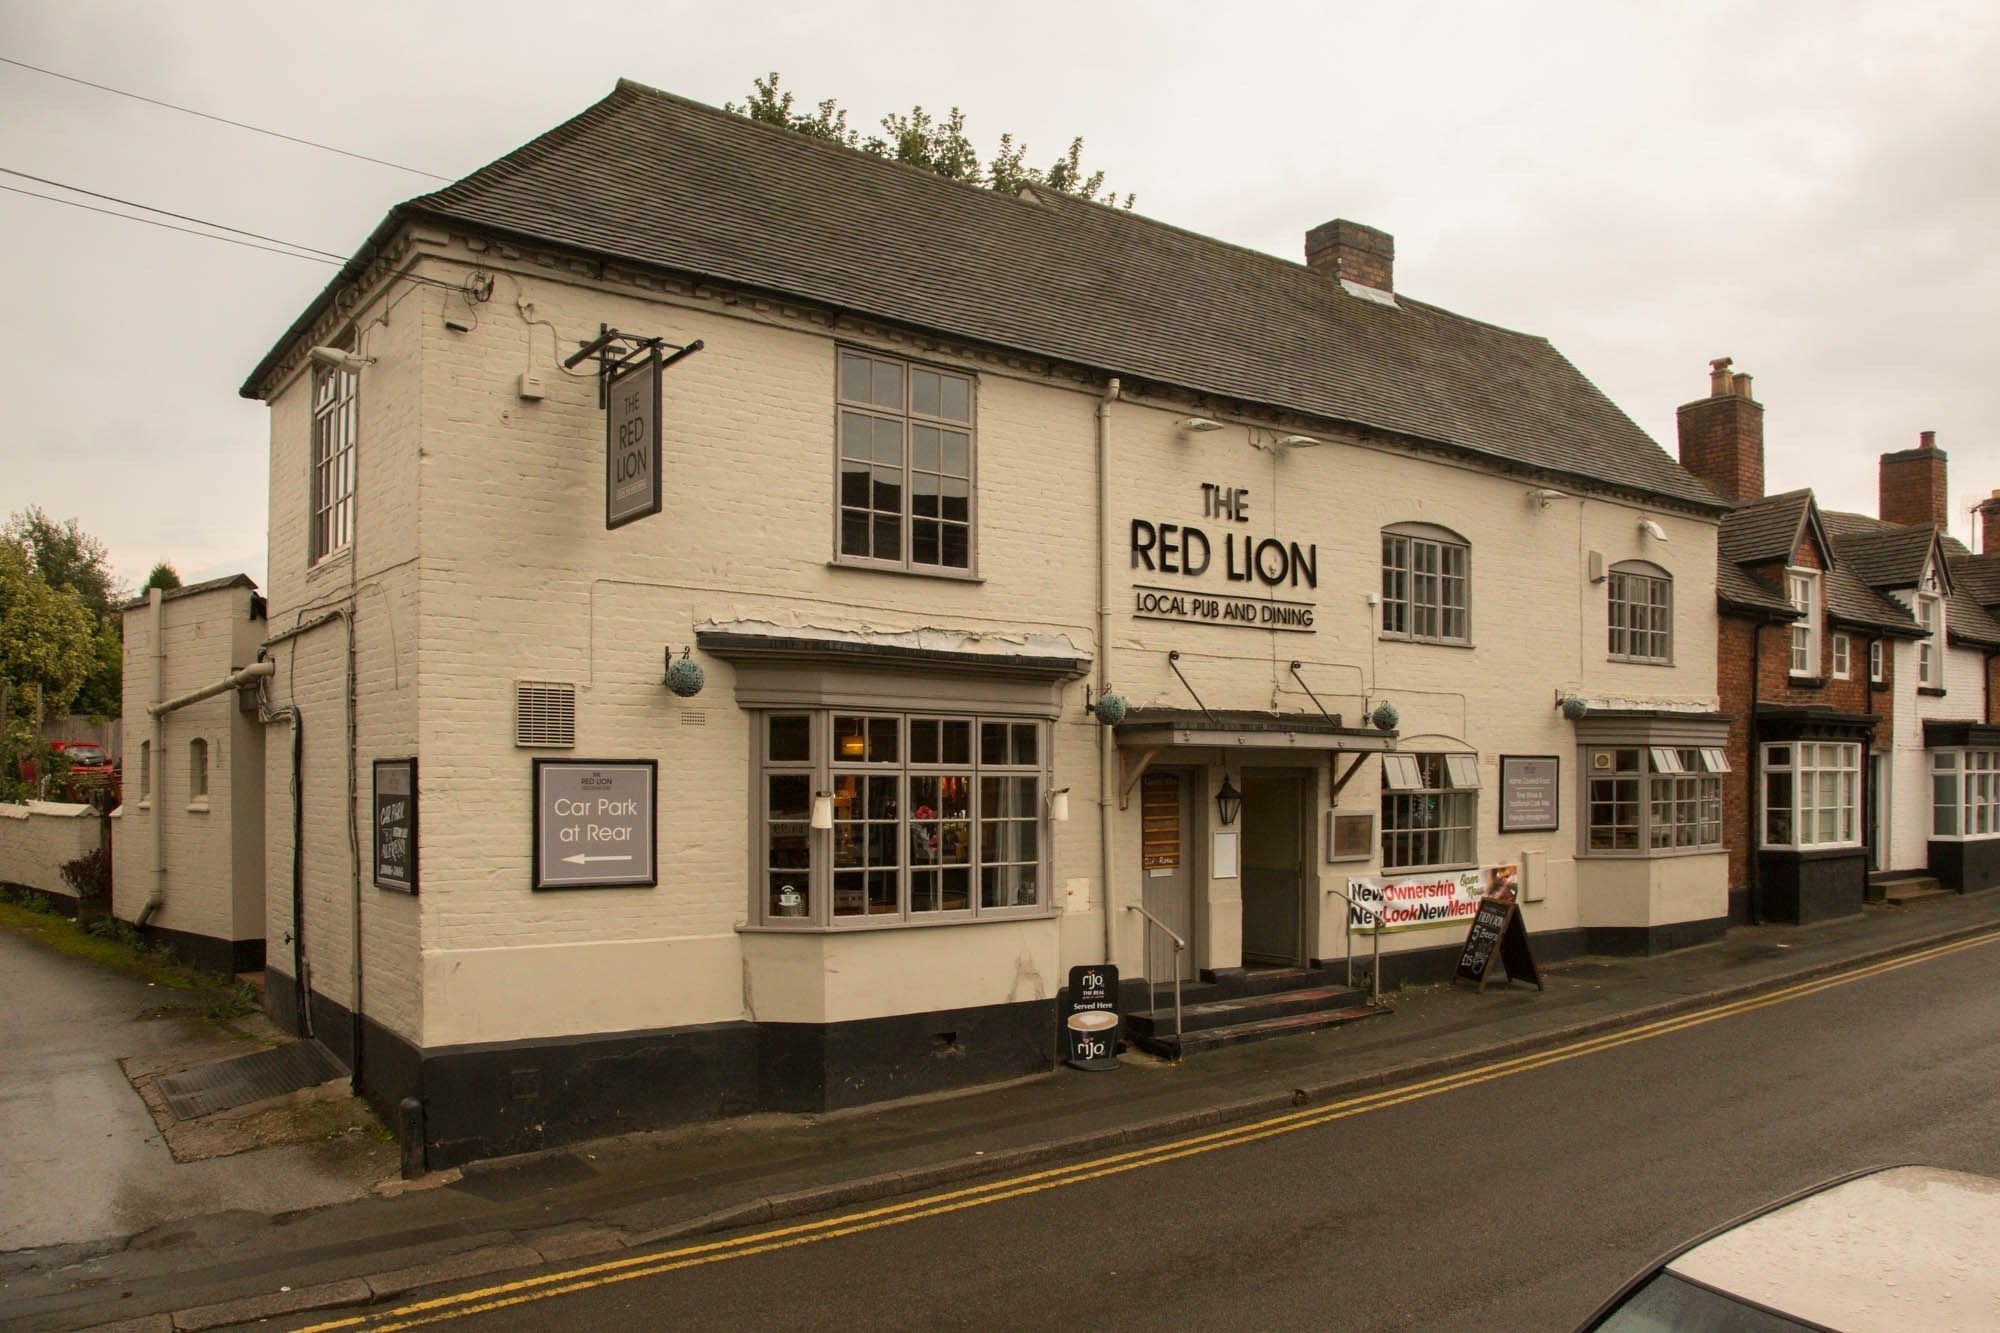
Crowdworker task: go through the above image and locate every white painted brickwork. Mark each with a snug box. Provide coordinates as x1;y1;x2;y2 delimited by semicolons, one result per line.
258;232;1726;1050
0;801;99;897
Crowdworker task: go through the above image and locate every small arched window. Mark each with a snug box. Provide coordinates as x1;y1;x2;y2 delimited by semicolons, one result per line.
188;738;209;801
1608;560;1672;663
138;740;151;800
1380;523;1470;644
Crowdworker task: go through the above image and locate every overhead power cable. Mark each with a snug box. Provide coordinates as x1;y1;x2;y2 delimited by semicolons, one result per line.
0;183;341;264
0;54;453;180
0;167;348;259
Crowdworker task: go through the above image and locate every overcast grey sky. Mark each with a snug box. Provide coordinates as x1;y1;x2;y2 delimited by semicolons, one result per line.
3;1;1995;590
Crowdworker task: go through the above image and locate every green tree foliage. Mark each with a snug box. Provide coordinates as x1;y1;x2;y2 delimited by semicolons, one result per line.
143;562;182;592
4;507;117;623
70;624;124;718
0;541;94;723
726;73;1134;208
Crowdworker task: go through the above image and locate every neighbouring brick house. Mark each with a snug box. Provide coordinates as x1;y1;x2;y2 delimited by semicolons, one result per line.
1682;361;2000;921
233;79;1738;1166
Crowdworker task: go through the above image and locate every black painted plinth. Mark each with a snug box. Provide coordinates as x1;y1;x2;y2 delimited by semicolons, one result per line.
1929;838;2000;894
1757;849;1867;924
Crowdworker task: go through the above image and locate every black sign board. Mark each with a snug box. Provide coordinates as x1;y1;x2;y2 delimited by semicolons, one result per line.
372;758;417;894
606;352;662;529
1454;895;1542;992
1065;964;1120;1070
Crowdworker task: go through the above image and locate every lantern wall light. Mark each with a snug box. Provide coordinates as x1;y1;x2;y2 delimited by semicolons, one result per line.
1215;775;1242;827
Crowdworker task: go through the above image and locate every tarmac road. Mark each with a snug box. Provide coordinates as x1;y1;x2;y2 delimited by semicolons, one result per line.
324;930;2000;1332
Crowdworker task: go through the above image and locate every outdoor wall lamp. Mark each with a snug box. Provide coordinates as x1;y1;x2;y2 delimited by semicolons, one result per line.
810;791;835;830
1528;488;1567;508
1047;787;1071;823
1639;518;1669;543
1273;434;1323;449
1177;417;1224;435
1215;775;1242;827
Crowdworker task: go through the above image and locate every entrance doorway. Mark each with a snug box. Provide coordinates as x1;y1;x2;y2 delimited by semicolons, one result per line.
1139;770;1196;983
1240;767;1309;966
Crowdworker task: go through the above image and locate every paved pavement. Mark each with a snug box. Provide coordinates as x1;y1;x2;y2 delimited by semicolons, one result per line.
4;889;1999;1331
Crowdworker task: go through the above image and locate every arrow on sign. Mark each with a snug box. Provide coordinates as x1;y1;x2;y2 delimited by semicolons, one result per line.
561;853;635;865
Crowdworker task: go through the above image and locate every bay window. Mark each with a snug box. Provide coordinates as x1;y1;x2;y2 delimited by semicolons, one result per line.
1932;749;2000;839
1585;746;1725;852
1761;742;1860;848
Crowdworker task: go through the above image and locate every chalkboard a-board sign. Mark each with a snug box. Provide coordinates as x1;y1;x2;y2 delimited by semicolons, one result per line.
1065;964;1120;1070
1454;895;1541;992
373;758;417;894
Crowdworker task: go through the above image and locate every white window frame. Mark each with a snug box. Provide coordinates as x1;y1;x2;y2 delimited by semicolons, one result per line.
1869;639;1886;683
1585;746;1724;855
1931;749;2000;840
834;348;977;576
1786;568;1821;677
187;737;209;807
753;711;1048;928
1380;526;1470;645
138;739;151;803
1380;752;1478;871
310;362;357;564
1916;592;1944;688
1760;741;1861;849
1831;633;1851;680
1607;562;1673;664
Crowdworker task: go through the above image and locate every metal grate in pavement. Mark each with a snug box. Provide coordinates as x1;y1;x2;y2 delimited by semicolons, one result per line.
156;1041;345;1121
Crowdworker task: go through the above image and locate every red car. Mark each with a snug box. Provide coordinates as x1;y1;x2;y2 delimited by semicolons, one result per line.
43;741;118;802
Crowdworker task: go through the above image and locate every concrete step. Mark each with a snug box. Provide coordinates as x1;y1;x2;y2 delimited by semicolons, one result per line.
1125;983;1371;1038
1129;1003;1387;1058
1884;882;1952;905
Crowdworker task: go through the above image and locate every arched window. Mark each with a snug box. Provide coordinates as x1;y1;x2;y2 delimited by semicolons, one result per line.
138;740;151;800
1608;560;1672;663
188;738;209;801
1380;523;1469;644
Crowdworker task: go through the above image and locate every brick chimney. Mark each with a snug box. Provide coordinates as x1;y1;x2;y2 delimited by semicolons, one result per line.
1980;490;2000;555
1879;431;1948;530
1675;357;1764;503
1306;220;1393;293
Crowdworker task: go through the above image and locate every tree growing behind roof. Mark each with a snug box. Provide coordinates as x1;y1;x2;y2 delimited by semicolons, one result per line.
142;562;182;592
0;539;94;738
726;73;1134;208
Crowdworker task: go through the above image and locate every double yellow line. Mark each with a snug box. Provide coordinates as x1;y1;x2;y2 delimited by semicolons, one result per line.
305;929;1999;1331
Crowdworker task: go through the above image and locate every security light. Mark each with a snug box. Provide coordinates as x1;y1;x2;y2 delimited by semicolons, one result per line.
1178;417;1225;434
1639;519;1669;543
308;346;375;373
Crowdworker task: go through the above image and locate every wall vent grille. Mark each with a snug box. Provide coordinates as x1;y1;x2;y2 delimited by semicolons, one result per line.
515;681;577;748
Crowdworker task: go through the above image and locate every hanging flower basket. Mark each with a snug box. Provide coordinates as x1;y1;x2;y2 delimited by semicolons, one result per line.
1560;695;1589;721
1370;702;1399;732
1094;692;1128;725
666;651;706;698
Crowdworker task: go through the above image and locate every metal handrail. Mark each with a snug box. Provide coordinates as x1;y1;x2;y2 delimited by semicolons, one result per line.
1323;885;1384;1006
1124;902;1186;1055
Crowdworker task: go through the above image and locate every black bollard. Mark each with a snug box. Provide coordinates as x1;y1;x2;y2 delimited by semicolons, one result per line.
399;1097;426;1179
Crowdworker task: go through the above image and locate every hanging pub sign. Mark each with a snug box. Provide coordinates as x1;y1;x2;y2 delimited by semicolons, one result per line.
605;351;662;529
1065;963;1120;1070
372;758;417;894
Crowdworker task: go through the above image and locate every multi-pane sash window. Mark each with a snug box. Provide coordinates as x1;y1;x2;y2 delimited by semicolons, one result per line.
1787;569;1820;676
1381;529;1469;644
758;711;1044;926
1831;634;1851;679
1932;750;2000;838
310;363;357;563
1869;640;1885;683
1380;752;1478;870
1916;593;1943;687
1761;741;1860;847
837;350;974;572
1608;564;1672;663
1586;747;1725;852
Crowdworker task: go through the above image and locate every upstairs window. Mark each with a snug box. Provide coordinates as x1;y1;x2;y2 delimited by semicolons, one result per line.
1786;569;1820;677
836;349;975;574
1608;562;1672;663
1916;592;1944;687
1869;639;1886;683
188;738;209;802
310;361;358;563
1381;525;1469;645
1831;634;1851;680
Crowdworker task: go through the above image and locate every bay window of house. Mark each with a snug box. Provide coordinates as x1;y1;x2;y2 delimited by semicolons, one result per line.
1916;593;1943;688
310;361;357;564
1608;561;1672;663
1584;747;1726;852
1380;752;1478;870
1381;525;1469;645
836;349;975;574
1786;569;1820;676
756;711;1045;927
1761;742;1860;848
1932;750;2000;838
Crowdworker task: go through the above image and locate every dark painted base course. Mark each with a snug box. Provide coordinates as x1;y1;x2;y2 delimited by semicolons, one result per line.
264;969;1056;1169
135;921;265;977
1758;849;1868;924
1929;837;2000;894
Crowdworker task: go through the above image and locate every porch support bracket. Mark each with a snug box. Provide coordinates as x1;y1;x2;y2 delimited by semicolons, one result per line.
1119;745;1163;810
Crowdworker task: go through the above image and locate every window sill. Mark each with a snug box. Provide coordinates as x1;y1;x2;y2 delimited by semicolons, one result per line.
1919;686;1948;698
186;801;211;814
307;549;353;579
1927;832;2000;843
1379;862;1477;877
1377;637;1474;651
135;799;151;811
1788;675;1826;688
1579;845;1725;859
826;559;984;585
740;909;1057;934
1758;842;1864;856
1608;655;1674;668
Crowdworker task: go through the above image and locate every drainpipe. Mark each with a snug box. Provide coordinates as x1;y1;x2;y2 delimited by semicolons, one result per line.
148;661;277;718
1746;617;1762;925
142;589;166;928
1097;377;1122;969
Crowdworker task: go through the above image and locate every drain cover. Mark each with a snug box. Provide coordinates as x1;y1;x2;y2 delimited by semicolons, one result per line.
156;1042;345;1121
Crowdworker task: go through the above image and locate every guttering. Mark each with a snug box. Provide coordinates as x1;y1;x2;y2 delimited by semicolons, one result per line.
147;661;276;719
142;589;166;928
1098;377;1121;968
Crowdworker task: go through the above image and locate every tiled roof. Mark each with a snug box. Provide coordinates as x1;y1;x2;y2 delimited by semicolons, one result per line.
1717;560;1798;618
1946;549;2000;609
1718;489;1813;565
1825;567;1921;637
1820;510;1937;589
1946;590;2000;649
245;81;1724;512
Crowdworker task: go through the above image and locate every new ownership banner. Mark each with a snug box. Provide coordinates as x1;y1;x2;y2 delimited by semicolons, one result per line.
1348;864;1520;932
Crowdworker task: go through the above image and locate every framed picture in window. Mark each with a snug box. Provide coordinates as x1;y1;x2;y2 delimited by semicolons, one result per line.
1499;755;1560;832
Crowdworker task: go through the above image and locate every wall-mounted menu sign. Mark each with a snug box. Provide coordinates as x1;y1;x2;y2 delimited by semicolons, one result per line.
373;758;417;894
1500;755;1560;832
